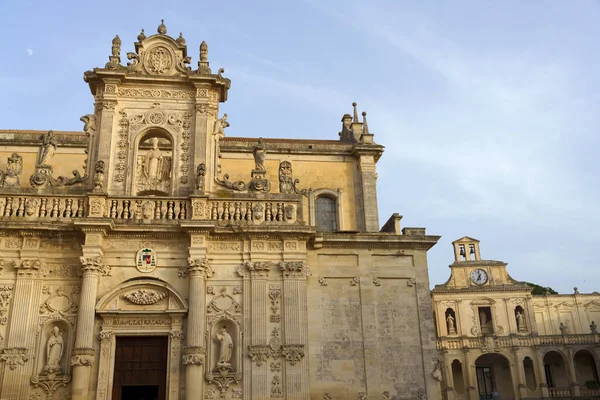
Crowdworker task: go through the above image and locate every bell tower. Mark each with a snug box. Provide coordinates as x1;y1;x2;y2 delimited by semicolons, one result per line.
83;20;231;197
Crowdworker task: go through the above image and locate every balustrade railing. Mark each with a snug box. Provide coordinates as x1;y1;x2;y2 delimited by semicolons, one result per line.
548;387;571;397
0;194;301;225
438;333;598;350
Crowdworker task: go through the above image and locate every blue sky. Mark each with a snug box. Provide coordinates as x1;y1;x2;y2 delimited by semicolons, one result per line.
1;1;599;293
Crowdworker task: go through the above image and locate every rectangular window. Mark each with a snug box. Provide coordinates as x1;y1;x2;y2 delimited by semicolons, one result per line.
476;366;493;399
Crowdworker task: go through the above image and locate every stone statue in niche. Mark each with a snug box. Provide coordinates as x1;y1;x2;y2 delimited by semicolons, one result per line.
38;131;57;166
0;153;23;188
145;137;165;181
515;310;526;332
43;326;64;375
136;137;172;193
479;311;487;326
446;313;456;334
214;114;229;136
253;138;266;171
216;325;233;367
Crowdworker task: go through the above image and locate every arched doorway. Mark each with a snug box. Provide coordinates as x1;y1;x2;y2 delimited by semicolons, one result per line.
574;349;599;389
475;353;514;400
543;351;570;392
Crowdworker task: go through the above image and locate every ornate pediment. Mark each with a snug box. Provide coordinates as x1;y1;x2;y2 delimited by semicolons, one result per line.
126;21;191;77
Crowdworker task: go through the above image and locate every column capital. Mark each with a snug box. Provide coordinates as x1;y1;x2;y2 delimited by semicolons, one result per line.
183;346;206;365
179;258;213;278
14;259;48;278
237;261;272;278
70;348;95;367
279;261;311;279
79;256;111;276
0;347;28;370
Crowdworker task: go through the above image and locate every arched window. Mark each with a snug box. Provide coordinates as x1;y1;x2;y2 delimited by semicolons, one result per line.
315;196;337;232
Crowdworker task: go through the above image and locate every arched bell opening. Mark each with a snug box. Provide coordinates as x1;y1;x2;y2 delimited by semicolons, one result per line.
135;129;174;196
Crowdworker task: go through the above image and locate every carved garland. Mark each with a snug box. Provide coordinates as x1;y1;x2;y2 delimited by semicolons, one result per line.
123;289;167;305
115;110;129;183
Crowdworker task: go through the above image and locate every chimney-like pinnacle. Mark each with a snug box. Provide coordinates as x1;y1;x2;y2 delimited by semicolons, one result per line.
362;111;370;135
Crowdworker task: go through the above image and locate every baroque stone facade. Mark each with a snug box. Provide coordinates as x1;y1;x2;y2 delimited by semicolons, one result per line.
432;237;600;400
0;22;442;400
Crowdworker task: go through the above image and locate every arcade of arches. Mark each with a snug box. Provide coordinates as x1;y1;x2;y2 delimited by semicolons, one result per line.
434;237;600;400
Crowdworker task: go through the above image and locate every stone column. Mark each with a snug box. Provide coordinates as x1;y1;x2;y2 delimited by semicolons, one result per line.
244;261;270;399
565;347;581;396
182;237;211;400
533;346;549;397
71;254;110;400
463;351;479;400
280;261;310;400
440;351;455;400
0;258;46;399
512;347;528;398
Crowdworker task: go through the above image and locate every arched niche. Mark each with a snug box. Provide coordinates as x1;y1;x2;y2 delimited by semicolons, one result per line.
451;359;465;394
515;305;527;332
445;308;457;335
523;356;536;391
132;128;175;196
208;318;242;373
33;319;73;378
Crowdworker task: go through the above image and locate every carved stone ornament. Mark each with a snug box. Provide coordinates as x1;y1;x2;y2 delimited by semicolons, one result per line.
70;348;95;367
40;287;77;315
183;346;205;365
247;345;270;366
179;258;214;278
280;261;312;279
123;289;167;305
14;259;49;277
278;161;306;195
0;347;28;369
31;374;71;400
80;114;97;136
480;336;500;353
0;284;14;325
0;153;23;188
30;131;88;189
207;287;241;315
126;22;191;77
195;163;206;193
79;256;111;276
136;248;157;273
205;367;242;398
238;261;272;278
281;344;305;366
271;375;283;398
93;160;105;191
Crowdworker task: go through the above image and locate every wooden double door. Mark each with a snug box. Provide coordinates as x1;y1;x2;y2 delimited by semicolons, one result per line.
112;336;168;400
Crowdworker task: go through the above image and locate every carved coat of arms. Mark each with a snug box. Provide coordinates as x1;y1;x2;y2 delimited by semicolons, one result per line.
136;248;157;273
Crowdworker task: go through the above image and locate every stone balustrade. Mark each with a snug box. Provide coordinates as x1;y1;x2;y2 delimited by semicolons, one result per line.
0;194;302;225
204;199;298;224
437;334;599;350
548;387;572;397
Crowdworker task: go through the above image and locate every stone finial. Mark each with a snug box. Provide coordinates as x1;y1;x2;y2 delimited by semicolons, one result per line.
106;35;122;69
362;111;370;135
200;41;208;62
574;287;580;294
137;29;146;42
352;102;359;123
157;19;167;35
176;32;186;46
198;41;210;74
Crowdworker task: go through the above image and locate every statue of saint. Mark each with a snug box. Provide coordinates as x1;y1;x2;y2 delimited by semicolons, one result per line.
216;325;233;365
144;137;164;181
479;310;487;326
516;310;526;331
213;114;229;136
446;314;456;333
38;131;57;166
44;326;64;374
253;138;266;171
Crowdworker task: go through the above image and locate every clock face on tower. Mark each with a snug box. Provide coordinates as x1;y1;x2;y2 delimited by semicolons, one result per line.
471;269;488;285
